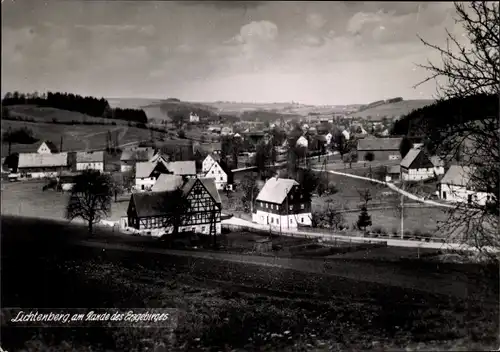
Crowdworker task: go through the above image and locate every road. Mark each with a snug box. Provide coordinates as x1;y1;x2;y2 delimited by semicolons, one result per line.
77;239;472;299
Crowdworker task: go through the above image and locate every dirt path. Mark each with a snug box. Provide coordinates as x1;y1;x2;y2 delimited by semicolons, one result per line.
77;239;472;298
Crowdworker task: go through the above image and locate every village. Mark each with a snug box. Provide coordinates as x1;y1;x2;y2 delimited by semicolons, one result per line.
2;108;492;252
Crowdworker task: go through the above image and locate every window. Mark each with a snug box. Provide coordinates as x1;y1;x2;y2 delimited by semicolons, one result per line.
202;226;206;232
276;218;279;224
271;218;274;223
212;170;215;174
301;204;305;209
265;203;268;208
220;177;223;181
192;227;196;232
141;185;145;190
289;205;293;210
442;191;447;199
468;194;472;204
290;218;293;224
218;170;221;174
301;217;304;223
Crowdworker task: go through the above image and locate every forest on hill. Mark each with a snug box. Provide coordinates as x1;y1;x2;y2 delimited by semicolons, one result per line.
2;91;148;124
391;94;498;137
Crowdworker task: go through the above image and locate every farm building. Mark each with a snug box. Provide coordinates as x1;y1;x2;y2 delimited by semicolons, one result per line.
125;177;222;236
120;147;155;172
438;165;494;206
385;165;401;182
203;159;233;190
400;149;435;182
135;160;170;191
76;151;105;172
17;152;69;179
341;129;350;140
221;126;233;136
357;137;403;161
36;140;59;154
252;177;312;228
166;161;197;178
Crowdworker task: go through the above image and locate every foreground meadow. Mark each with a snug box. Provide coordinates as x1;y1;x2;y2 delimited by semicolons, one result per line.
1;216;498;351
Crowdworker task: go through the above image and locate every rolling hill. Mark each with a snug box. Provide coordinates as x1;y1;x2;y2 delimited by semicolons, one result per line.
347;99;435;121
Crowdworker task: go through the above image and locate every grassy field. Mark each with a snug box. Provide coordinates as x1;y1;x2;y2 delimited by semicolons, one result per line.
347;99;435;120
1;216;498;351
1;180;129;222
1;120;152;156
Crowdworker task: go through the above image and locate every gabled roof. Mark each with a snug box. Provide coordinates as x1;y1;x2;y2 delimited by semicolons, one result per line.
152;174;184;192
400;149;421;169
135;161;157;178
357;137;402;151
40;140;59;153
439;165;475;187
206;153;221;162
76;151;104;163
256;178;299;204
130;192;172;217
18;152;68;168
182;177;221;204
166;161;196;175
388;165;400;174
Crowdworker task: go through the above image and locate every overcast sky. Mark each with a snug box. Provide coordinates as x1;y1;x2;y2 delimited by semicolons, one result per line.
2;1;467;105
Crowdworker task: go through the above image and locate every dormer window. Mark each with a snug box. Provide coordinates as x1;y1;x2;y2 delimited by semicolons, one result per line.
290;195;293;200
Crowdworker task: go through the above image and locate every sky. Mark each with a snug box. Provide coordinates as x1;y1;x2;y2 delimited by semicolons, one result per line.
2;1;468;105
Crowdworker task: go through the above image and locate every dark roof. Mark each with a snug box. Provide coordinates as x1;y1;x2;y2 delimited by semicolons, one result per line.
400;149;433;169
130;191;173;217
357;137;402;151
42;140;59;153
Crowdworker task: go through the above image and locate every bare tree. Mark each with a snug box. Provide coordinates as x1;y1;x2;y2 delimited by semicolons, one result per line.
66;170;113;235
414;1;499;256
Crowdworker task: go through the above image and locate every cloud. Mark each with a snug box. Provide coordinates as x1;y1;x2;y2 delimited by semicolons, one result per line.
175;1;266;10
74;24;156;36
296;34;325;47
233;20;278;44
306;13;326;30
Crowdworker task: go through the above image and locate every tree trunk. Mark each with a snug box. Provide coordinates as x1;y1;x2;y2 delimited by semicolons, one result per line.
88;221;94;237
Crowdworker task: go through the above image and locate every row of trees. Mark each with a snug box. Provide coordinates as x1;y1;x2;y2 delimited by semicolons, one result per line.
2;91;148;124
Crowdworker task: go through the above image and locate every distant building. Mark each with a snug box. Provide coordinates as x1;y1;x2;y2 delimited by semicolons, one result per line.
37;140;59;154
17;152;69;179
135;160;170;191
76;151;105;172
438;165;494;206
151;174;184;192
221;126;233;136
400;149;435;182
252;177;312;228
202;154;221;173
296;136;308;148
385;165;401;182
203;159;233;190
341;130;350;140
430;156;445;176
357;137;402;161
189;112;200;123
324;132;333;145
120;147;155;172
125;177;222;236
166;161;197;178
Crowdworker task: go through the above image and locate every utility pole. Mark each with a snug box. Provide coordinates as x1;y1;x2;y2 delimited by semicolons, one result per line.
400;181;405;239
60;135;63;153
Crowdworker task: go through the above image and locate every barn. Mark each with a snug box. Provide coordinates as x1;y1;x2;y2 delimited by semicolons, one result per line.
357;137;402;161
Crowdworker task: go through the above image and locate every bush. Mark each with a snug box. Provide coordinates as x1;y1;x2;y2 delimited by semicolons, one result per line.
403;230;412;239
372;226;383;234
413;229;422;237
380;227;387;235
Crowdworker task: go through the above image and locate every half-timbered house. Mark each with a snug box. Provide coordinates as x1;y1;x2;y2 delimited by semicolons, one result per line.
126;177;222;236
252;177;312;228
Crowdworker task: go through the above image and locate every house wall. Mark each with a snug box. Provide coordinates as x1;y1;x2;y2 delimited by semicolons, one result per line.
135;176;156;191
124;218;222;237
358;150;400;161
204;162;228;190
401;167;435;181
37;143;53;154
434;166;445;176
76;162;104;172
439;184;491;206
252;210;312;228
18;167;68;179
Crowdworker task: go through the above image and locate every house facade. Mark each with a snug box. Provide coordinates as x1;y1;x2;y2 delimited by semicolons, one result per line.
430;156;445;176
438;165;493;206
252;178;312;228
134;160;170;191
296;136;308;148
120;147;155;172
76;151;105;172
204;160;232;190
189;112;200;123
37;141;59;154
126;177;222;236
357;137;402;161
202;154;220;173
400;149;435;181
17;153;69;179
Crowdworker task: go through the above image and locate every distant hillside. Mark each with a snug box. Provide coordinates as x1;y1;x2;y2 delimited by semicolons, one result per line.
3;105;128;125
348;99;435;121
140;100;219;121
107;98;163;110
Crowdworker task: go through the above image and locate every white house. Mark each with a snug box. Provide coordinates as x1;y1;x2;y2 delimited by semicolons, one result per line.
76;151;105;172
400;149;435;182
252;177;312;228
202;154;220;173
189;112;200;123
341;129;350;140
37;140;59;154
204;160;232;190
438;165;494;206
221;126;233;136
296;136;309;148
134;161;170;191
120;147;155;172
430;156;445;176
324;132;333;145
17;153;69;179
